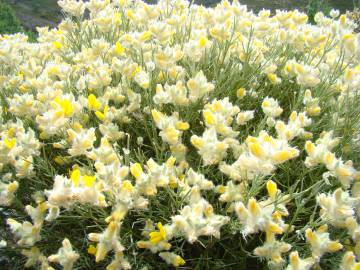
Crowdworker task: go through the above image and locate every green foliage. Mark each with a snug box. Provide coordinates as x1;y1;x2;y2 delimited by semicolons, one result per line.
24;30;37;43
353;0;360;9
0;1;23;35
0;1;37;42
307;0;332;24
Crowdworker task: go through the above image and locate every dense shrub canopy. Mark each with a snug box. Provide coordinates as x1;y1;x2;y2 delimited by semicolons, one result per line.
0;0;360;269
0;1;23;35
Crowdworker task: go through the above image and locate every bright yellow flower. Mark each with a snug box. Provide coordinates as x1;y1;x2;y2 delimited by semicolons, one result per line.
266;180;277;199
83;175;96;187
203;110;215;125
173;255;186;266
165;156;176;167
121;181;134;192
272;150;297;163
114;41;125;55
248;142;265;158
130;163;143;179
236;87;246;98
95;105;108;121
199;36;208;48
175;121;190;130
87;244;97;255
53;41;62;50
95;111;105;121
151;109;163;124
70;168;81;186
4;138;16;149
149;222;167;244
54;97;74;117
88;94;101;111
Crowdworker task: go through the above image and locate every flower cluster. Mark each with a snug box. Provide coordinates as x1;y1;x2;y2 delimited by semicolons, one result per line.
1;0;360;269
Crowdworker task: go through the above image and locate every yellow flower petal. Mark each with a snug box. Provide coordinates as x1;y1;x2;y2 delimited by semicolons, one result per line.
83;175;96;187
266;180;277;199
70;169;81;186
130;163;143;179
4;138;16;149
88;94;101;111
95;111;105;121
114;41;125;55
87;244;97;255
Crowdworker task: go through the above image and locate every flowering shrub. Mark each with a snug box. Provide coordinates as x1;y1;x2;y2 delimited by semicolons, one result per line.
1;0;360;269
